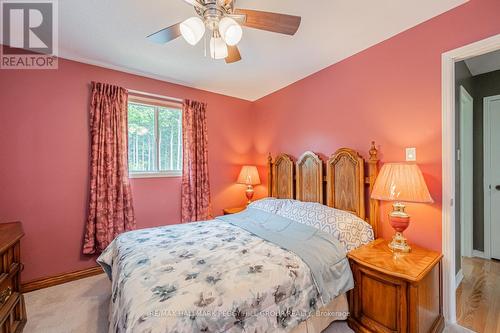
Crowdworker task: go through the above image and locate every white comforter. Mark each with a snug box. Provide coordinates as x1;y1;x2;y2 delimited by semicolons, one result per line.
99;220;345;333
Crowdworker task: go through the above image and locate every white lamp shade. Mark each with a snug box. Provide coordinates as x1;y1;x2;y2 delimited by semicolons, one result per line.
209;37;228;59
371;163;434;203
237;166;261;185
180;17;205;46
218;17;242;46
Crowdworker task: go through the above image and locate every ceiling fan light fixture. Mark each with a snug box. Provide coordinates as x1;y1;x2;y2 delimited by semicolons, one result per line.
209;36;228;59
218;17;242;46
147;2;302;64
180;17;205;45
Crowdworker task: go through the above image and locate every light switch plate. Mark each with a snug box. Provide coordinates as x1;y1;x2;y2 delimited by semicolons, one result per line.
406;148;417;161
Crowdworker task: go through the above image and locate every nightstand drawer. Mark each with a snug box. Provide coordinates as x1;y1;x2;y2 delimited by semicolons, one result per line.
351;265;408;333
348;239;444;333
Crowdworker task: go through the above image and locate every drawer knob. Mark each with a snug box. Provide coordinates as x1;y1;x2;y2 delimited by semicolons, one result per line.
0;286;12;305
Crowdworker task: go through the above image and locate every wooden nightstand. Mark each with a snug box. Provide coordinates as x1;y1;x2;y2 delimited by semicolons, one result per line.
347;239;444;333
223;207;246;215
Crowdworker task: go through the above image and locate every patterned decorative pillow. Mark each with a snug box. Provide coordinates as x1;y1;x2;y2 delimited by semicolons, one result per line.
248;197;290;214
276;200;374;251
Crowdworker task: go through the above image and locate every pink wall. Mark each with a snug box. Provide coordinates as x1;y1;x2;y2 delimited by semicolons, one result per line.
2;0;500;282
252;0;500;252
0;59;253;282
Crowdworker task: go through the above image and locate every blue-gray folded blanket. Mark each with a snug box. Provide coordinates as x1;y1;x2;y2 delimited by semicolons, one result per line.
216;208;354;305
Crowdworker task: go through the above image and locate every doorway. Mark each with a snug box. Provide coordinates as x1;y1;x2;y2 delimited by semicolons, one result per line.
484;94;500;260
443;35;500;332
456;78;500;333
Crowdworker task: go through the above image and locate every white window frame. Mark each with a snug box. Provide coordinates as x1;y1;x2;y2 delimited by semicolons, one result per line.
128;97;183;179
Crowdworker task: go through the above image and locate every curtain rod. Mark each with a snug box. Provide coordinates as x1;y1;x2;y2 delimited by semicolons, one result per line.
127;89;183;103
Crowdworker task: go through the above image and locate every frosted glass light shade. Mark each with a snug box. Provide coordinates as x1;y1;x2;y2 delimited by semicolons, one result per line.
180;17;205;45
209;37;228;59
219;17;242;46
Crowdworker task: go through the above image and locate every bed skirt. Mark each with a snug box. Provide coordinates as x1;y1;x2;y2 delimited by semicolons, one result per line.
290;293;349;333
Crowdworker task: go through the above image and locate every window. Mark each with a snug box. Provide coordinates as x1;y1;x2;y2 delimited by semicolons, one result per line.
128;99;182;178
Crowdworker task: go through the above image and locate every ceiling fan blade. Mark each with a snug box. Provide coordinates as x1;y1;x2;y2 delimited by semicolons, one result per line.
225;45;242;64
234;9;301;36
147;23;182;44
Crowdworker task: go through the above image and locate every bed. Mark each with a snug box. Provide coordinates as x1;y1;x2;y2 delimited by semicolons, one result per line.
98;143;380;333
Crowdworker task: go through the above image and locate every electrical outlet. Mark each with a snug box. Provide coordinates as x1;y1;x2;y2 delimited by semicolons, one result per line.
406;148;416;161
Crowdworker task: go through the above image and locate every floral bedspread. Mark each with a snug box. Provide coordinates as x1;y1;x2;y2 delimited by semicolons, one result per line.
98;218;352;333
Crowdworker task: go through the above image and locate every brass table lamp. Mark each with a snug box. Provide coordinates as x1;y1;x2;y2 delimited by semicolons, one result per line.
371;163;433;252
237;166;261;205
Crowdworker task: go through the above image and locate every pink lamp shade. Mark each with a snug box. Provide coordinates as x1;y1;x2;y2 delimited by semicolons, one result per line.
371;163;433;203
237;166;261;186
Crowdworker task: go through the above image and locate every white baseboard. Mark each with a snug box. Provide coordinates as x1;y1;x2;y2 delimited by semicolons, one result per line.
455;269;464;289
472;250;488;259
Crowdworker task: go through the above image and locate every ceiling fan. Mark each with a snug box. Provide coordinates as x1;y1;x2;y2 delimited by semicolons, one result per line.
147;0;301;64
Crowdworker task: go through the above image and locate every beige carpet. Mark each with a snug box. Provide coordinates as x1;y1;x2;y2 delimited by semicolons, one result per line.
25;274;110;333
23;274;475;333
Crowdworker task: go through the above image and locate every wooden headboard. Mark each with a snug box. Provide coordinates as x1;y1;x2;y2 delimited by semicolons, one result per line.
267;142;379;237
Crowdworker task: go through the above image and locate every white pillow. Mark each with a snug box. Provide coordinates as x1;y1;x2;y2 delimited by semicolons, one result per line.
276;200;374;251
248;197;290;214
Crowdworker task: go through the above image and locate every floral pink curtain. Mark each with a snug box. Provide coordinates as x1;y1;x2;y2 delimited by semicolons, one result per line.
181;100;211;222
83;82;136;254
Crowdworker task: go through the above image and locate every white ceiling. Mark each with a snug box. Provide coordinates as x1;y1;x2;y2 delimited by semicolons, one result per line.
465;49;500;76
57;0;468;101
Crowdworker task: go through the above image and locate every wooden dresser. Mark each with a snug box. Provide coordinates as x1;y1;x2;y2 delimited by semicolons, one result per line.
0;222;26;333
348;239;443;333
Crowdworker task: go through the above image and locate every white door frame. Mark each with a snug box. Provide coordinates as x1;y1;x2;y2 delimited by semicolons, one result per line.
459;86;474;258
483;95;500;260
442;33;500;324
